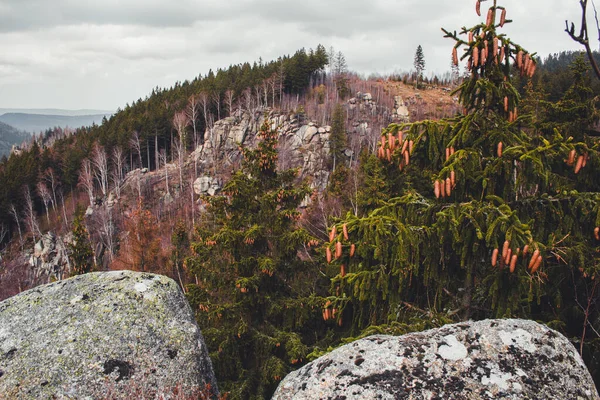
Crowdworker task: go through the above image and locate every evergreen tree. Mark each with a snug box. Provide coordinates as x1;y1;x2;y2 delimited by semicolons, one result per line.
69;208;94;275
329;104;348;170
326;0;600;345
186;118;329;399
414;45;426;89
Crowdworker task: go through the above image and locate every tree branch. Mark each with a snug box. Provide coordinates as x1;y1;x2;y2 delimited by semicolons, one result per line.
566;0;600;80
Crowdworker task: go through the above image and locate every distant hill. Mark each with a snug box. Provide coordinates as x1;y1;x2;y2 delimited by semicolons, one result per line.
0;121;29;157
0;113;112;135
0;108;113;117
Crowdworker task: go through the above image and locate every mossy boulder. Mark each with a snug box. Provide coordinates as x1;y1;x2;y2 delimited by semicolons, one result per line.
273;319;599;400
0;270;217;399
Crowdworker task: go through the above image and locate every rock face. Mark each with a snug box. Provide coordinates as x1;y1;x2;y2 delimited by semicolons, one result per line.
193;175;221;196
0;271;217;398
192;111;332;192
273;319;599;400
28;232;72;284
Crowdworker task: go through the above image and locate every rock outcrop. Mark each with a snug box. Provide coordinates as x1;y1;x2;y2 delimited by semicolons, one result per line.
0;270;217;399
192;111;332;191
28;232;72;284
193;176;221;196
273;319;599;400
392;95;410;122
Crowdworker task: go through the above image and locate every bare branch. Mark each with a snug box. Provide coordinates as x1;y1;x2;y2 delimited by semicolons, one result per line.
566;0;600;80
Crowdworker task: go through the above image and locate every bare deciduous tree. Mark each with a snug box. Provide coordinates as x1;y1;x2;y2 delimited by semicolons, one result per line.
173;138;185;191
111;146;125;200
43;168;58;212
173;110;189;191
92;144;109;198
36;181;52;225
58;191;69;230
224;89;235;117
9;204;22;245
213;91;221;121
199;92;210;139
130;131;142;169
186;95;200;151
23;186;41;241
277;62;286;106
159;149;170;196
190;175;196;226
79;159;95;206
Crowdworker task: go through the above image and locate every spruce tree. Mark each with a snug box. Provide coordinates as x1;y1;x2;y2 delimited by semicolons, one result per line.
69;208;94;275
414;45;426;89
329;104;348;170
325;0;600;343
186;118;328;399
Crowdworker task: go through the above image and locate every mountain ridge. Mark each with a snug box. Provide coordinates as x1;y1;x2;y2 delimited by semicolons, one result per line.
0;112;112;135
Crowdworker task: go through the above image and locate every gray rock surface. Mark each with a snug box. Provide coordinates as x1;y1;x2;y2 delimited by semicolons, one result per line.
29;232;72;284
272;319;599;400
193;176;221;196
0;270;217;399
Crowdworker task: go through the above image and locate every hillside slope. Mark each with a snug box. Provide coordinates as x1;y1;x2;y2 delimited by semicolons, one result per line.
0;121;29;157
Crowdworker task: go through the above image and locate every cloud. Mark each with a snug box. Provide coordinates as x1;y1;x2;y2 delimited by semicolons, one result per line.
0;0;233;32
0;0;590;109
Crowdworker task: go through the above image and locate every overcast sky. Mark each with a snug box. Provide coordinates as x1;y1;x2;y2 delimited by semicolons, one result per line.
0;0;589;111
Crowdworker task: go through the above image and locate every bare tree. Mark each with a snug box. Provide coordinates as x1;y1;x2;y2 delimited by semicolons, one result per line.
242;88;254;115
254;85;263;108
173;137;185;191
92;144;109;198
130;131;142;169
43;168;58;212
79;159;95;206
159;149;170;196
566;0;600;80
36;181;52;225
269;73;278;107
9;204;22;245
224;89;235;117
277;62;286;106
173;110;189;191
58;191;69;230
213;91;221;121
263;79;270;107
111;146;125;200
186;95;200;151
23;186;41;241
199;92;210;140
190;175;196;226
173;111;189;156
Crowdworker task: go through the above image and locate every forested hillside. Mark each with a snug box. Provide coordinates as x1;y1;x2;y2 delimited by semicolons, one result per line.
2;1;600;398
0;121;29;157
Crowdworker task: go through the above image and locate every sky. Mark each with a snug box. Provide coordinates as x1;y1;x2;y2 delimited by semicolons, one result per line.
0;0;590;111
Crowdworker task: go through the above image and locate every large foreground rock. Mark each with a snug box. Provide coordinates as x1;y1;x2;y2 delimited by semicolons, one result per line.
0;271;217;399
273;319;599;400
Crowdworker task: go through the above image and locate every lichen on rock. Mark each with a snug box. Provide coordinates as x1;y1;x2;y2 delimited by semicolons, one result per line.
0;270;217;399
272;319;599;400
